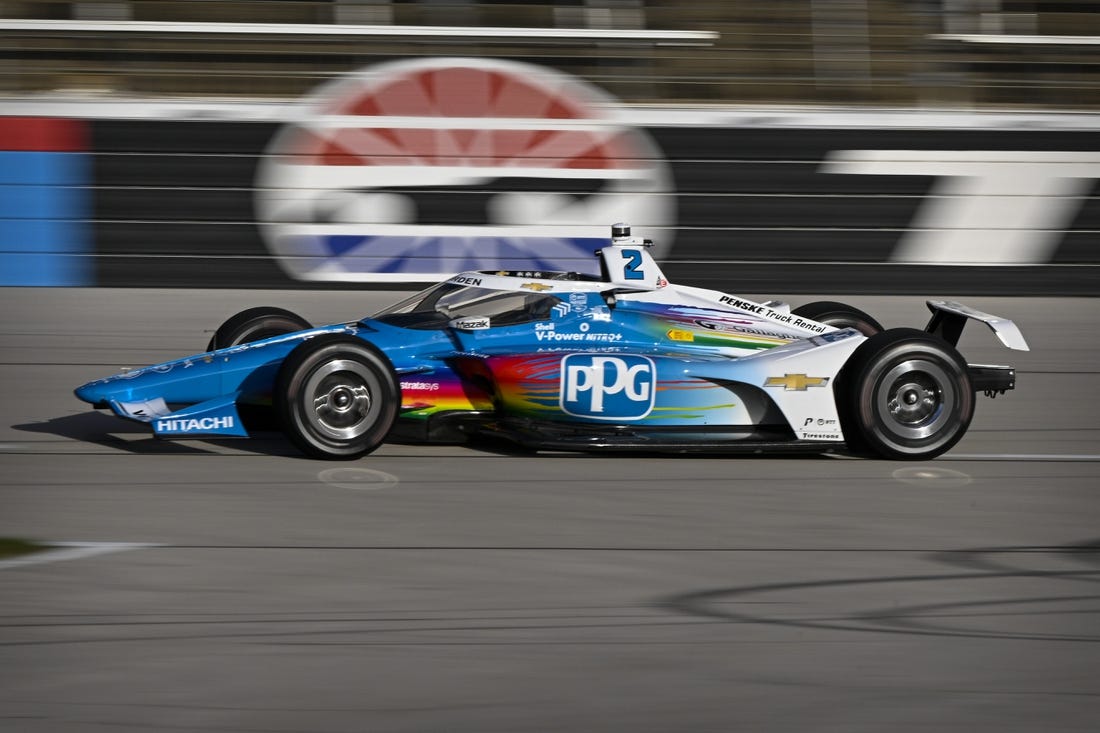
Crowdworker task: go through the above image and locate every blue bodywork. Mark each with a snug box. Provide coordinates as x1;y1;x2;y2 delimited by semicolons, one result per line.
73;279;859;452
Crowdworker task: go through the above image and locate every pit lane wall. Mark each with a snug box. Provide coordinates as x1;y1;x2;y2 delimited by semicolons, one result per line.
2;104;1098;295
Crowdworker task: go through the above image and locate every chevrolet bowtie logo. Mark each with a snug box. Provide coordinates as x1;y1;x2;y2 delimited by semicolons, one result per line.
521;282;553;292
764;374;829;391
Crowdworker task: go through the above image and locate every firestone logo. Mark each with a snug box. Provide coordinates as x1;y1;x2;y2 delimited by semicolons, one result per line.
256;58;675;283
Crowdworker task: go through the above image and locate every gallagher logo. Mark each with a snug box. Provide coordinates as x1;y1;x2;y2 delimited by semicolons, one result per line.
255;58;674;282
560;354;656;420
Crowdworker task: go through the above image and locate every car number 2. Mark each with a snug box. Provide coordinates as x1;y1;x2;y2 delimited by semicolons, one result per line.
622;249;644;280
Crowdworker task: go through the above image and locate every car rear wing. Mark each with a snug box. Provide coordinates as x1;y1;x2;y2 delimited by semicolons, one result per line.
925;300;1030;351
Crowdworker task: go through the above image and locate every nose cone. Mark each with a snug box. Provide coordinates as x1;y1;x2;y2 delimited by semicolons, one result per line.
74;379;112;407
74;367;143;406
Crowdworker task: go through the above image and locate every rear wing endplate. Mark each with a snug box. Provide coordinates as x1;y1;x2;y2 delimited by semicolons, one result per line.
925;300;1030;351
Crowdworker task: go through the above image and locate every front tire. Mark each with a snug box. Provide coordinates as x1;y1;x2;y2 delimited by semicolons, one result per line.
792;301;883;336
207;306;312;352
275;335;398;459
840;328;973;460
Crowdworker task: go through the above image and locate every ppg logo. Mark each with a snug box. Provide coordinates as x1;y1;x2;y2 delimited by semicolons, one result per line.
560;354;656;420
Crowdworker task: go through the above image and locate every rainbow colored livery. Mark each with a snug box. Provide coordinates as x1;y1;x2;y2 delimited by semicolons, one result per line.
75;224;1028;460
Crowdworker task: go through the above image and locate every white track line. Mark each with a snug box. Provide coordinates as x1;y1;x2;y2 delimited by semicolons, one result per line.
0;542;159;570
943;454;1100;462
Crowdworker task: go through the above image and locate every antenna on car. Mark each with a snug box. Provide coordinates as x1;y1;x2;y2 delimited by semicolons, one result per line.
610;223;654;248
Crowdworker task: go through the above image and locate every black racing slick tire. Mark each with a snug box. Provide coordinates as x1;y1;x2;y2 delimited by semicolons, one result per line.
275;335;399;460
792;301;883;336
840;328;974;460
207;306;312;352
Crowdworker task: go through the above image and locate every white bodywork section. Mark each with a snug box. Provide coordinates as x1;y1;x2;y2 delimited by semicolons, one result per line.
724;330;865;442
442;224;1027;445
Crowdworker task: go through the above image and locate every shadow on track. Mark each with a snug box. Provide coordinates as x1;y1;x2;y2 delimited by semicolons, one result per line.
659;539;1100;643
12;411;297;457
16;411;852;461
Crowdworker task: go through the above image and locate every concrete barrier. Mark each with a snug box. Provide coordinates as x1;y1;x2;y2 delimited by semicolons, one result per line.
3;102;1098;294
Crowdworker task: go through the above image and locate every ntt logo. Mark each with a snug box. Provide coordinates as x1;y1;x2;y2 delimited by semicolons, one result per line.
255;57;674;282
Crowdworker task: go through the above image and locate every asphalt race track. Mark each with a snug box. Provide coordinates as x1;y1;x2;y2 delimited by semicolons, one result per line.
2;288;1098;732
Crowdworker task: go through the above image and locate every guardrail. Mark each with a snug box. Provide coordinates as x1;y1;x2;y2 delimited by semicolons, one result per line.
932;33;1100;45
2;1;1100;107
0;13;718;100
0;18;718;42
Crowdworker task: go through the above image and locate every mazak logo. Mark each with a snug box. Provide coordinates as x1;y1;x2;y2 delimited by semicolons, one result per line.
256;58;674;282
450;317;490;331
560;354;656;420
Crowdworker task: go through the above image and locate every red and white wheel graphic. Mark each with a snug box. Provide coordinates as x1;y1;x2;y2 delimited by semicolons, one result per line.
256;57;674;282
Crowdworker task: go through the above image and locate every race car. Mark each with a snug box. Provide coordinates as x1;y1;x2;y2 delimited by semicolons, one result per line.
74;223;1028;460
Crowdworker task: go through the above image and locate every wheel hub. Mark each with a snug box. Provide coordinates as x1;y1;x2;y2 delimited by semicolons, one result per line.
875;358;956;441
889;380;938;425
301;358;378;440
314;380;371;427
329;386;356;412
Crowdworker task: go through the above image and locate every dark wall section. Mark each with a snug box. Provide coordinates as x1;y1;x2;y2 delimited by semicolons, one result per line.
90;121;1100;294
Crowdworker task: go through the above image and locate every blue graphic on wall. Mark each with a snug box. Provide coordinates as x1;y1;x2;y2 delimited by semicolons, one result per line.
0;118;91;286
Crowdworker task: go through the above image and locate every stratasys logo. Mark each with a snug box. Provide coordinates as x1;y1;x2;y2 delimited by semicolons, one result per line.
255;58;674;282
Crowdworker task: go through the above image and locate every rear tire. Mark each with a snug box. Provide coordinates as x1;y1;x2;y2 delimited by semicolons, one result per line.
840;328;973;460
275;335;398;460
792;301;883;336
207;306;312;352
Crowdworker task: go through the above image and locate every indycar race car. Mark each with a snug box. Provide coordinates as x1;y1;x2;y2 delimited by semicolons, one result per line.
75;224;1028;460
